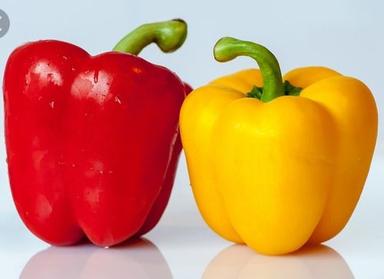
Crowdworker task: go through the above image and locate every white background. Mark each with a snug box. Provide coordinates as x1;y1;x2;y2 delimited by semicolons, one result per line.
0;0;383;278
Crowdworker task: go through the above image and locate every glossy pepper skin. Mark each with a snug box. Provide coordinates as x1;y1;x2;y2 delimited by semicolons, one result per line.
4;20;191;246
180;37;377;255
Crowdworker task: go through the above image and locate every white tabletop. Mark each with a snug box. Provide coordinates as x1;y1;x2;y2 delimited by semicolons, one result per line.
1;154;383;279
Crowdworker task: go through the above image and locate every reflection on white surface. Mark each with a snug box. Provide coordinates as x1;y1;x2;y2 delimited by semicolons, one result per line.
203;244;354;279
20;238;172;279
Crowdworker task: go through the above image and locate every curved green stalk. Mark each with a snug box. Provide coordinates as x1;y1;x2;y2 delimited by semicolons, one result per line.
113;19;187;55
214;37;284;102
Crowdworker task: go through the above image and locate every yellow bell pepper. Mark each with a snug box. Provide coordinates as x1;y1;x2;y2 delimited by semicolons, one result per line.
180;37;377;255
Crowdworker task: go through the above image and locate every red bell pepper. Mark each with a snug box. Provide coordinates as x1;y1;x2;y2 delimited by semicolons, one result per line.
3;19;191;246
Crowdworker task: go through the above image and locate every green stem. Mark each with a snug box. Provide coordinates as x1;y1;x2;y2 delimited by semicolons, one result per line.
113;19;187;55
214;37;284;102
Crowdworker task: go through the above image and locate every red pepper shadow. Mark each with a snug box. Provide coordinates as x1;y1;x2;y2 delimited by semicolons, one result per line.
20;238;172;279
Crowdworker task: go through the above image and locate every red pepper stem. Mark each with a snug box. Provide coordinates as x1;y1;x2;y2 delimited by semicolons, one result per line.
113;19;187;55
214;37;284;102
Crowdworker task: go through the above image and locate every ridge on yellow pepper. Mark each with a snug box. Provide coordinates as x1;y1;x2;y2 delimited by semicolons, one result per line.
180;37;377;255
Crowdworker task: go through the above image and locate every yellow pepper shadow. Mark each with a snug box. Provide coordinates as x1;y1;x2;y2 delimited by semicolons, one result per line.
203;244;354;279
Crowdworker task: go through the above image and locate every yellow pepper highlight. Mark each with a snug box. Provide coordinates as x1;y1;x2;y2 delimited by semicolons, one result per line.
180;37;377;255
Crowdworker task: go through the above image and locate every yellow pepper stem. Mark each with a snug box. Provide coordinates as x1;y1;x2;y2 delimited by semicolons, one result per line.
214;37;284;102
113;19;187;55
